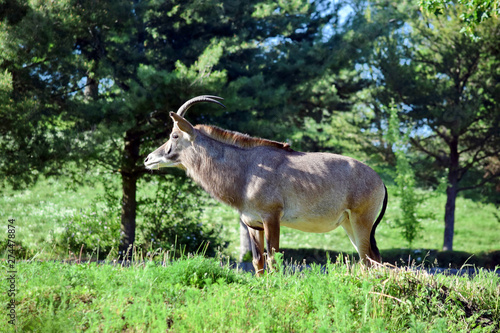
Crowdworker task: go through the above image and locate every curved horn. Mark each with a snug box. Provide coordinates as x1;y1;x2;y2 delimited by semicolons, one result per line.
176;95;225;117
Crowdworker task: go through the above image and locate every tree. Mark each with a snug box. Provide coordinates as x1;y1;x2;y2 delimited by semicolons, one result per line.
0;0;86;188
367;2;500;251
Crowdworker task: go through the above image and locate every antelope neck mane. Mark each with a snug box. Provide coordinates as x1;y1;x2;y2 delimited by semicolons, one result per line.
195;124;293;151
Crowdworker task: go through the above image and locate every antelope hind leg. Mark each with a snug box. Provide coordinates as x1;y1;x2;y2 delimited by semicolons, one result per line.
353;212;382;266
341;214;380;267
263;212;281;272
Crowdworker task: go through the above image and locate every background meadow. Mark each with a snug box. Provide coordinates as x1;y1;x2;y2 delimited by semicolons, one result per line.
1;174;498;266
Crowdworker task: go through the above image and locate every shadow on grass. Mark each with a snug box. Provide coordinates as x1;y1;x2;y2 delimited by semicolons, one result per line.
279;247;500;270
2;238;499;271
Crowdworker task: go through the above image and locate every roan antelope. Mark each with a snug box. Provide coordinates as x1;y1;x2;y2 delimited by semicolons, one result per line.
144;96;388;274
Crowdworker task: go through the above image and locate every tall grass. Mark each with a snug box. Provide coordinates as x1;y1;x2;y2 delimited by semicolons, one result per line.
1;255;498;332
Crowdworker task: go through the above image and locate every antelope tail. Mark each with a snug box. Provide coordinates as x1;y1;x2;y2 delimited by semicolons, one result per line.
369;184;388;262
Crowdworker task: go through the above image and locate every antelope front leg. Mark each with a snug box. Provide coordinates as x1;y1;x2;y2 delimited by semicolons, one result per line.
263;212;281;272
248;228;265;276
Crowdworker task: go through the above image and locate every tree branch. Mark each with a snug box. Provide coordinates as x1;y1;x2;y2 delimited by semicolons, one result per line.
458;130;493;154
435;127;451;144
458;172;500;192
458;54;480;96
52;82;94;98
409;136;446;165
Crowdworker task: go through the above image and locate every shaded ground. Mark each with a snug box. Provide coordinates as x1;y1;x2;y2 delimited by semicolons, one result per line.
278;248;500;270
2;238;499;271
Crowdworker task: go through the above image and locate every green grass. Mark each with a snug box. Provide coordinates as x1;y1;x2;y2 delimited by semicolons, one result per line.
0;176;499;261
1;256;499;332
0;177;103;258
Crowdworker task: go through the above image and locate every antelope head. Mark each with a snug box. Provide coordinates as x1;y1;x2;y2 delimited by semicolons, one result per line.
144;95;225;170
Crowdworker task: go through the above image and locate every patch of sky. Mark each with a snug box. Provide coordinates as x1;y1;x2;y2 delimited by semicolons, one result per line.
320;0;353;42
355;63;383;81
362;100;434;148
261;0;353;56
70;76;115;97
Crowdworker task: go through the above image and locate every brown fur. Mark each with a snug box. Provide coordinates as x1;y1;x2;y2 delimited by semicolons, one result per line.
195;125;294;152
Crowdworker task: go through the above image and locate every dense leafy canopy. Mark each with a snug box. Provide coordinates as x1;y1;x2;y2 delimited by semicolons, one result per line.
1;0;498;253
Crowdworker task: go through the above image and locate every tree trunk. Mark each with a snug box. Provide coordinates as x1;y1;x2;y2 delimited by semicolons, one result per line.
120;173;137;257
84;75;99;100
443;184;458;251
443;136;460;251
119;132;141;257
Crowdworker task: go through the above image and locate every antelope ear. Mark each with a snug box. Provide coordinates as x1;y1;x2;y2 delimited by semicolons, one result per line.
170;112;194;137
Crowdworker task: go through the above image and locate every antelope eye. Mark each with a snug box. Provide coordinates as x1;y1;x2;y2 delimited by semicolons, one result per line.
172;133;179;139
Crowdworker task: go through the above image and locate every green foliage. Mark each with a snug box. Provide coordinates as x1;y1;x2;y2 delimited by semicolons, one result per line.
137;175;226;258
161;255;244;289
0;68;12;97
0;257;246;331
290;108;373;157
386;103;424;247
1;257;498;332
54;174;226;259
0;238;30;259
420;0;499;39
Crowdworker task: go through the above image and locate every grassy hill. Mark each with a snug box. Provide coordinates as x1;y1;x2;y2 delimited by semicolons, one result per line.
1;256;498;332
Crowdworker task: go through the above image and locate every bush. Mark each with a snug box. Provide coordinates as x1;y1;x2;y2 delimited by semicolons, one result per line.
57;174;226;259
0;238;31;259
58;191;121;257
137;175;226;258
